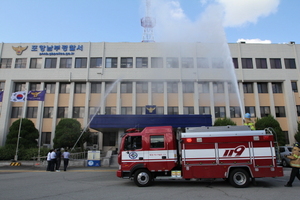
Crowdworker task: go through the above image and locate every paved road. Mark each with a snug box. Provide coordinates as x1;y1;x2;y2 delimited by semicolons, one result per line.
0;166;298;200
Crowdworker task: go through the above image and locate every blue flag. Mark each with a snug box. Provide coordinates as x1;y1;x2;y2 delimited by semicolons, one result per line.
0;91;3;102
27;90;46;101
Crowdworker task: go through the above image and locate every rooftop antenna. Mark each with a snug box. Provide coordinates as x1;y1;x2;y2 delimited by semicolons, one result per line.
141;0;155;42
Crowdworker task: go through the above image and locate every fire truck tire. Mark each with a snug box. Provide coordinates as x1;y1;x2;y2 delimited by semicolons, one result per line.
229;168;250;188
134;169;152;187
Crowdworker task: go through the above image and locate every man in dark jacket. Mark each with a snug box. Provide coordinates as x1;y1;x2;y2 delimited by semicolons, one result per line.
55;148;62;172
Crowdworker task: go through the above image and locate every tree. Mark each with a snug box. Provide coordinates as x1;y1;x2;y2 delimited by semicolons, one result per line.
5;118;39;149
255;115;285;146
53;118;91;151
294;121;300;143
214;117;236;126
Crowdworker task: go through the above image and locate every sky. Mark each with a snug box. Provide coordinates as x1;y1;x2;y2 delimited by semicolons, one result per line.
0;0;299;44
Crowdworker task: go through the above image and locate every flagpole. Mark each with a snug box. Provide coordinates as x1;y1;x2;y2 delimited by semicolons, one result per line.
14;90;27;162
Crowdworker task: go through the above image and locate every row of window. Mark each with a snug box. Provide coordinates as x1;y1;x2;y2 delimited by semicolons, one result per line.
9;81;296;94
0;57;297;69
11;105;288;119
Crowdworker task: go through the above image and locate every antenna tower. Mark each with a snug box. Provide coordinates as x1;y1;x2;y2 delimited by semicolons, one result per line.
141;0;155;42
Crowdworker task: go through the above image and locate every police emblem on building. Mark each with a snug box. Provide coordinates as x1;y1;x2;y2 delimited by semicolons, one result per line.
146;105;156;114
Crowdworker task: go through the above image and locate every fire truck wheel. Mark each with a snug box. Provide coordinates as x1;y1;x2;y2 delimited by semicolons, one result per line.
134;169;152;187
229;168;250;188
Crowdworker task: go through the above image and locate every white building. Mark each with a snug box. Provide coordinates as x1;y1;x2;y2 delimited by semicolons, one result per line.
0;42;299;151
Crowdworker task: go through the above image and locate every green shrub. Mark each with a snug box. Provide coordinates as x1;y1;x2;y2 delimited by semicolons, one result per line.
0;147;50;160
214;117;236;126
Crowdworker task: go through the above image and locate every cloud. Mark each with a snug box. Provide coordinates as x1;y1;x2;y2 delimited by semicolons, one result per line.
237;38;272;44
216;0;280;27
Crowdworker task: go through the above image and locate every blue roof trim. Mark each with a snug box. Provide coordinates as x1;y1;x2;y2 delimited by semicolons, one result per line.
90;114;212;129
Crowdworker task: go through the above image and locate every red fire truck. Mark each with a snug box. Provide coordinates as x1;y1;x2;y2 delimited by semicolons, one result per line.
116;126;283;188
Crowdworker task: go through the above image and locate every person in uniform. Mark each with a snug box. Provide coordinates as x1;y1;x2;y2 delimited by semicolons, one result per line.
285;142;300;187
243;113;255;130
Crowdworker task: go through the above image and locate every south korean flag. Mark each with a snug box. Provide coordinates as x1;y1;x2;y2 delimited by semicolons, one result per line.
10;91;26;102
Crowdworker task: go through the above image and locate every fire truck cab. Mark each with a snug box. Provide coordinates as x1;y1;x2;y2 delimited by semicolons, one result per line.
117;126;283;188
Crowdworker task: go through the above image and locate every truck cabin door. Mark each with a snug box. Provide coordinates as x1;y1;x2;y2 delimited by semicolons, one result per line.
123;135;144;161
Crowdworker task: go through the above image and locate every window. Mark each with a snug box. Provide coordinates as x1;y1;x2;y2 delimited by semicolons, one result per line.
167;82;178;93
270;58;282;69
272;82;282;93
199;107;210;115
213;82;224;93
30;58;42;69
182;82;194;93
245;106;256;117
29;82;41;91
90;57;102;68
212;57;223;68
283;131;290;145
121;57;133;68
59;83;70;93
11;107;22;118
136;57;148;68
183;107;194;114
230;106;241;118
103;132;116;146
150;135;164;148
15;58;27;68
284;58;296;69
0;82;5;90
73;107;84;118
181;57;193;68
260;106;270;117
152;82;164;93
198;82;209;93
57;107;68;118
105;58;117;68
167;107;179;115
124;136;141;150
14;83;25;92
228;82;237;93
75;83;86;93
91;82;101;93
292;82;298;92
121;107;132;114
45;58;57;68
45;83;56;93
105;107;116;115
89;107;101;116
243;82;253;93
41;132;51;145
26;107;38;118
257;82;268;93
275;106;286;117
256;58;267;69
43;107;53;118
232;58;238;69
136;82;148;93
215;106;226;118
297;105;300;116
75;58;87;68
60;58;72;68
155;107;164;114
121;82;132;93
151;57;163;68
105;82;117;93
136;107;146;115
197;57;209;68
241;58;253;69
166;57;179;68
0;58;12;68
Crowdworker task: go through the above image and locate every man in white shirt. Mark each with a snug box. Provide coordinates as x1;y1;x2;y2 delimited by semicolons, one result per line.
50;149;56;172
62;150;70;171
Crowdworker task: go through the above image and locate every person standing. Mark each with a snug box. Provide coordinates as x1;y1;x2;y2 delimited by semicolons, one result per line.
285;143;300;187
46;149;52;171
62;149;70;171
50;149;56;172
55;148;62;172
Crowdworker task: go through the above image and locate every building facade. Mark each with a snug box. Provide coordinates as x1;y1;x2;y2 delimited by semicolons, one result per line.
0;42;299;151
